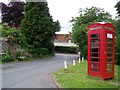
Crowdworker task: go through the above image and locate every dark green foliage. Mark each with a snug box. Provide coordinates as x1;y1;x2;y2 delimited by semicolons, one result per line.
115;52;120;65
31;48;49;57
21;2;60;56
39;48;49;55
115;33;120;65
55;46;78;54
71;7;114;58
115;2;120;65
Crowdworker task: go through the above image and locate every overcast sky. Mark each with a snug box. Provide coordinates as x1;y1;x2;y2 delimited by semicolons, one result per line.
1;0;119;34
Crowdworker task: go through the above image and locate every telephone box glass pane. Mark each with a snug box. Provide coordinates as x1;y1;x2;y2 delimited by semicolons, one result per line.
107;47;112;52
91;34;99;38
107;39;112;43
91;48;99;52
91;58;99;62
91;43;99;47
90;63;100;72
91;39;100;43
107;43;112;47
107;53;112;57
91;53;99;57
107;58;112;62
107;63;112;72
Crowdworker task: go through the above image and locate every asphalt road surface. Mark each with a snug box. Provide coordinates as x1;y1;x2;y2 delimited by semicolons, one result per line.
2;53;78;88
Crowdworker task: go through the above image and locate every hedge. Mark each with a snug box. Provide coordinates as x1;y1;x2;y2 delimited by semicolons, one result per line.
55;46;78;54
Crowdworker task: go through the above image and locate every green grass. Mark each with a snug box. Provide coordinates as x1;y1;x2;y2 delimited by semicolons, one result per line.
54;61;119;88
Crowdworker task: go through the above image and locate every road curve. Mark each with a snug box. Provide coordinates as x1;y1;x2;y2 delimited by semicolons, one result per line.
2;53;78;88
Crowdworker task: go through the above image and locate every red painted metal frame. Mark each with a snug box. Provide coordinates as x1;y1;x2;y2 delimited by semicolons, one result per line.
88;22;114;79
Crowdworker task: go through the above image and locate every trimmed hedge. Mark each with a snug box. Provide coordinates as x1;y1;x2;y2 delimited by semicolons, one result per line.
55;46;78;54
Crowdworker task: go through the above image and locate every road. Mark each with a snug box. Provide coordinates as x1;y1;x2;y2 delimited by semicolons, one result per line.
2;53;78;88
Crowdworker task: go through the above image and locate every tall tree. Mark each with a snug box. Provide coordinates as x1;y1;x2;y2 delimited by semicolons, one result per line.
115;1;120;16
115;1;120;65
71;7;113;58
21;2;60;56
1;0;25;27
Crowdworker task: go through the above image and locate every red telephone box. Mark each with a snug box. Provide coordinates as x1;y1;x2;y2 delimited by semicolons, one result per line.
88;22;115;79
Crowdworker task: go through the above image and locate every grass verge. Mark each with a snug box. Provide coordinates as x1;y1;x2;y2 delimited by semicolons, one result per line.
53;61;119;88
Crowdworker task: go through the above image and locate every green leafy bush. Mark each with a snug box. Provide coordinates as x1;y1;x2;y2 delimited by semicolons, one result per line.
2;52;14;62
40;48;49;55
16;51;25;61
55;46;78;54
31;48;49;57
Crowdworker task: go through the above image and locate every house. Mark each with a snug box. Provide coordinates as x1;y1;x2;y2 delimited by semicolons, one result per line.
54;34;77;47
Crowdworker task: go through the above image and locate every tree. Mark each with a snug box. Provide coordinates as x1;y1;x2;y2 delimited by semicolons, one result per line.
1;0;25;27
21;2;60;56
71;7;114;58
115;1;120;65
115;1;120;16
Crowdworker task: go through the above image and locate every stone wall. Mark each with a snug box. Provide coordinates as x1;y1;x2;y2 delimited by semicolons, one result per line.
1;38;22;58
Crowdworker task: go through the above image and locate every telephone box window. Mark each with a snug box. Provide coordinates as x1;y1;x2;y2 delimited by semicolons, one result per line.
90;63;100;72
107;47;112;52
91;53;99;57
91;48;99;52
107;58;112;62
91;43;99;47
107;53;112;57
91;34;99;37
107;43;112;47
91;58;100;62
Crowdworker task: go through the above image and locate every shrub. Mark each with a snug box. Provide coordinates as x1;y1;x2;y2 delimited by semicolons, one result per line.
40;48;49;55
55;46;78;54
30;48;49;57
2;52;14;62
16;51;25;61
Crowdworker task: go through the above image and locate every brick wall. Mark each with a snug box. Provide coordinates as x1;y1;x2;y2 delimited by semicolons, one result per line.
54;34;72;43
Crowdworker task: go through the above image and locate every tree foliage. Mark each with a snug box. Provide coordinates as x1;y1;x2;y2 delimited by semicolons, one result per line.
1;0;25;27
21;2;60;56
115;1;120;16
115;1;120;65
71;7;114;58
1;23;27;47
